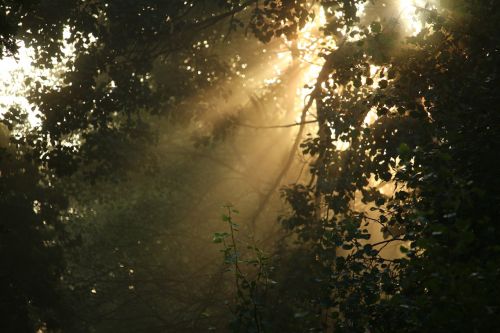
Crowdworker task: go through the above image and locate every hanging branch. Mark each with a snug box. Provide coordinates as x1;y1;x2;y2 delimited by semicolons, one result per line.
234;119;317;129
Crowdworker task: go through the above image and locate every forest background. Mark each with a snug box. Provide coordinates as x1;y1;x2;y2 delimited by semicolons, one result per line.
0;0;499;332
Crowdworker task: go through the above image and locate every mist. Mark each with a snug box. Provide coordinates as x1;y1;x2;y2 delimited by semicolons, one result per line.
1;1;499;332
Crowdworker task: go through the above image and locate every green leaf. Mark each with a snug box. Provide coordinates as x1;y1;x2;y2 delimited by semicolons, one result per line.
370;21;382;34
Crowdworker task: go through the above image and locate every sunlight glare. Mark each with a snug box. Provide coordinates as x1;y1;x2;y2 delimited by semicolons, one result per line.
363;108;378;127
399;0;426;35
292;7;335;117
0;45;42;128
0;26;77;130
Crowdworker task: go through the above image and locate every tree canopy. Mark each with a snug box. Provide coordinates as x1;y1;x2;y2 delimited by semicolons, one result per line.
1;0;499;332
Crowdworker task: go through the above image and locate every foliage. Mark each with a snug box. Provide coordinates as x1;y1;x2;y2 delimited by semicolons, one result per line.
242;1;500;332
0;122;70;331
0;1;271;330
1;0;499;332
214;206;272;332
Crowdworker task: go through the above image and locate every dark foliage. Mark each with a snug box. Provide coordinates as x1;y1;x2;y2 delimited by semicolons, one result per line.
1;0;499;332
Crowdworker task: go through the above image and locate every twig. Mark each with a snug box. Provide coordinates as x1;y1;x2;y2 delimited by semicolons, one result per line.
234;119;317;129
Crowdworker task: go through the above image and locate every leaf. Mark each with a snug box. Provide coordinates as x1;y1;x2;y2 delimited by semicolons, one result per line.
212;232;229;243
397;142;410;155
294;311;309;318
370;21;382;34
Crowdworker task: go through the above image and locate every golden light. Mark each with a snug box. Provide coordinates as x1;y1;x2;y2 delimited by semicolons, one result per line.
399;0;426;35
297;7;331;94
0;26;76;130
245;0;432;128
269;1;432;154
363;108;378;127
0;44;42;128
287;6;335;123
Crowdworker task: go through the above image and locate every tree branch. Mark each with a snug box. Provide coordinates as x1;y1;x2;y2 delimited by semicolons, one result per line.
234;120;317;129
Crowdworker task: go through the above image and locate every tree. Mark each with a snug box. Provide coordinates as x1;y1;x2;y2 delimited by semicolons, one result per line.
220;0;500;332
2;0;308;331
2;0;499;332
1;6;70;330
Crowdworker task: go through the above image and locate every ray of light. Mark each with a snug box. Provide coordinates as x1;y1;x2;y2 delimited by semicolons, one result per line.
0;44;42;128
399;0;427;35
